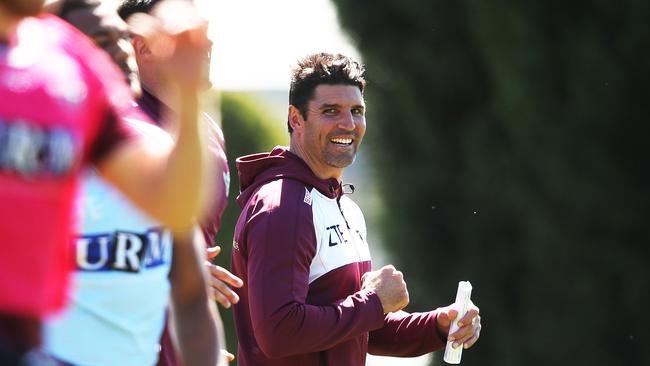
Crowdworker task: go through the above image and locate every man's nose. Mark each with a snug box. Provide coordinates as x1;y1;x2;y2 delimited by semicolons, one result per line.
337;111;356;131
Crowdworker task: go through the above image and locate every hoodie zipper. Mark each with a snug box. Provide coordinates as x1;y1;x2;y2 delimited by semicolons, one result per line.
336;197;363;262
336;197;351;230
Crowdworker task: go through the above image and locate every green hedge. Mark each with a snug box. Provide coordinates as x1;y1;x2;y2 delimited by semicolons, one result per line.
330;1;650;365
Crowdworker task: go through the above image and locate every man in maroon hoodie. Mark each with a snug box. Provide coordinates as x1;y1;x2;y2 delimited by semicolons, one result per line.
231;53;482;365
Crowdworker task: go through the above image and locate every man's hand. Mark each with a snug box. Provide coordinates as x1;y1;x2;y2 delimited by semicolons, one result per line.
206;246;243;308
361;265;409;314
436;301;481;349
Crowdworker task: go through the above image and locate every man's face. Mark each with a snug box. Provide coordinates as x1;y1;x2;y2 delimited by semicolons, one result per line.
297;84;366;179
137;0;212;91
65;2;140;94
0;0;44;16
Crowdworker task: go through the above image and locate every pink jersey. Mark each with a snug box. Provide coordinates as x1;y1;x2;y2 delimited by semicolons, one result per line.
0;15;134;318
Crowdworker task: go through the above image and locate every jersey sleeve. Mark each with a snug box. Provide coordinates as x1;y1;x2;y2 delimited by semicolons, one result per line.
368;310;446;357
244;179;385;359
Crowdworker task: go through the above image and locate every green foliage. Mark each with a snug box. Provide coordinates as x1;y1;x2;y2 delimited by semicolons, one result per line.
209;91;288;359
331;1;650;365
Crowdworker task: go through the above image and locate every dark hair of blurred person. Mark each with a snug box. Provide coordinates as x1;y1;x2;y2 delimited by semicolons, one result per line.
117;0;160;21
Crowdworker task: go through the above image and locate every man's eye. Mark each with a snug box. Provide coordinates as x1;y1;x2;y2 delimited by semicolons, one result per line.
323;108;337;115
352;108;364;116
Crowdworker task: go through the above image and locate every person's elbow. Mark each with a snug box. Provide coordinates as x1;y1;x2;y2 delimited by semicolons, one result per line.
258;340;296;359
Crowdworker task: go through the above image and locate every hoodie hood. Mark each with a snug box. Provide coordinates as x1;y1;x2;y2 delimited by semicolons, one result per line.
236;146;341;207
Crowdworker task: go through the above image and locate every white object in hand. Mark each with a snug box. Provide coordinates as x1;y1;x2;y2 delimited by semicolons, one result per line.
443;281;472;364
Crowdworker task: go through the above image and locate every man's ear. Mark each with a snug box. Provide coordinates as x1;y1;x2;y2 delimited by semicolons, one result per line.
131;35;153;59
288;105;305;132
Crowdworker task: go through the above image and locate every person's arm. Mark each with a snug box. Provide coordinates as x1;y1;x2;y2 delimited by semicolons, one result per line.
244;181;386;359
368;310;445;357
97;104;213;230
169;229;227;366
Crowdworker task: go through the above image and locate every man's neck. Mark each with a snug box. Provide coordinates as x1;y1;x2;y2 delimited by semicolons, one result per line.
140;81;182;136
288;141;343;181
141;75;175;109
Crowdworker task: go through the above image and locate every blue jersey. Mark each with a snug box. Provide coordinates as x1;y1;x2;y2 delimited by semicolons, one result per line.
44;167;173;366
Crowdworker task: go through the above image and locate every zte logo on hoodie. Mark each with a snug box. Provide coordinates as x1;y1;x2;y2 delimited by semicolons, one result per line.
327;224;366;247
327;224;347;247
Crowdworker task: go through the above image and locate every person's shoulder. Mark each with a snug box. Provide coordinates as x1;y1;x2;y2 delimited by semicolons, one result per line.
201;112;223;137
123;116;174;145
250;178;313;211
339;194;365;217
202;112;227;157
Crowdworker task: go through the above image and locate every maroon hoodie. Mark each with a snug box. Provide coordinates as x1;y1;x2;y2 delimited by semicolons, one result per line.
231;146;445;366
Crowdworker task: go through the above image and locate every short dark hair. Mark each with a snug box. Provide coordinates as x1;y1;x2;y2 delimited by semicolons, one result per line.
58;0;100;20
117;0;160;20
288;53;366;133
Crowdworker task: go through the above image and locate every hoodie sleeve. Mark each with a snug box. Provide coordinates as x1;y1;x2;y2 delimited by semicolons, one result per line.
244;179;385;359
367;310;446;357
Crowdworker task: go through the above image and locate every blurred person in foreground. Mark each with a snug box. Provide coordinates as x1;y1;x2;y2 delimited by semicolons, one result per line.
231;53;483;365
0;0;217;364
39;0;240;365
118;1;242;363
115;0;242;315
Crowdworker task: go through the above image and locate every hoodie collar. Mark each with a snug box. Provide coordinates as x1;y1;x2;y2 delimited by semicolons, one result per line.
236;146;343;207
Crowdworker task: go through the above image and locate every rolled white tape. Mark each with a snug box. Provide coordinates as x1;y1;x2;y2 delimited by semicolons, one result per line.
443;281;472;364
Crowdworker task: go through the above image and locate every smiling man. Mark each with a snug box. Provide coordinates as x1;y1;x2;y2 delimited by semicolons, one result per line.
230;53;483;366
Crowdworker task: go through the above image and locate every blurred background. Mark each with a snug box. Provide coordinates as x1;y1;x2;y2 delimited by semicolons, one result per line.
196;0;650;365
